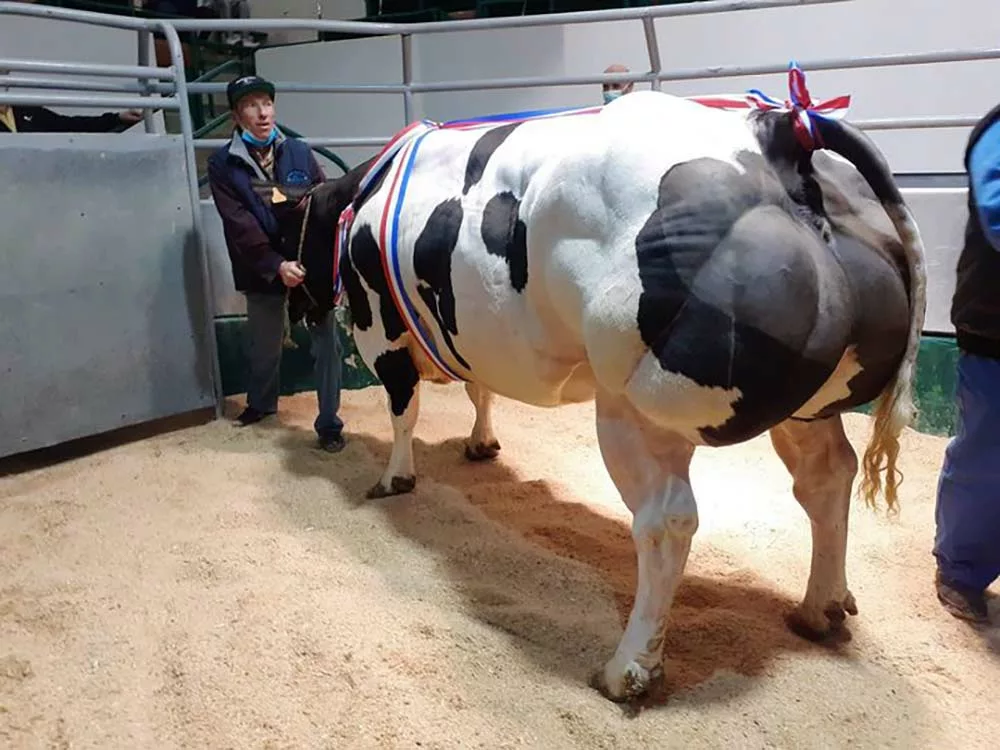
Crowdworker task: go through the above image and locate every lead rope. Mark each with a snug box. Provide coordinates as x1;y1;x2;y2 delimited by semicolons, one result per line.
281;192;317;350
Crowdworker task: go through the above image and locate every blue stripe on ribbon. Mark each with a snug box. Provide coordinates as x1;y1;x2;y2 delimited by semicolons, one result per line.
388;129;465;381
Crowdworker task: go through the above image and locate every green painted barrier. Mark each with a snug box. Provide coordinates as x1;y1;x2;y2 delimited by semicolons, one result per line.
852;333;959;438
215;307;379;398
215;317;961;438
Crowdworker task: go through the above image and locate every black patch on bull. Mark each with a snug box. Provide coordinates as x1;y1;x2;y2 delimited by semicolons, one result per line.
339;244;371;331
481;191;528;293
413;198;472;372
463;123;520;195
373;348;420;417
348;223;407;342
635;156;843;445
353;160;390;212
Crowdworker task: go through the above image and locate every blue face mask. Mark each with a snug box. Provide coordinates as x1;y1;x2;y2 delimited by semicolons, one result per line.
603;90;622;105
241;126;278;148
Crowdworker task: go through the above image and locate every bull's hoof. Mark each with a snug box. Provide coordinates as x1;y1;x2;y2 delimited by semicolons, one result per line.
786;593;858;643
365;475;416;499
589;661;655;703
464;440;501;462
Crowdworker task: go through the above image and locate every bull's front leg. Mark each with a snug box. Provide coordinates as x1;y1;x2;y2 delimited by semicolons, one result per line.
590;389;698;702
464;382;501;461
367;348;421;499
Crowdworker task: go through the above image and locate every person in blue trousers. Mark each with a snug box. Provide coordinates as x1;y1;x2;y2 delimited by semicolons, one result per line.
933;102;1000;623
208;76;346;453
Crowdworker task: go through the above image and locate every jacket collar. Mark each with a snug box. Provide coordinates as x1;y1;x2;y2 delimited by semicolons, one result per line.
227;128;286;180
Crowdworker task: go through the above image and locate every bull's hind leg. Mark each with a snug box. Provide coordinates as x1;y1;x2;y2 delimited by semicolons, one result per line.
769;416;859;639
367;347;421;499
591;389;697;702
464;382;501;461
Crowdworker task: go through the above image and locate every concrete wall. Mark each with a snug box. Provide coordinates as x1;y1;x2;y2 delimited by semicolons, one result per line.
247;0;367;45
0;135;216;458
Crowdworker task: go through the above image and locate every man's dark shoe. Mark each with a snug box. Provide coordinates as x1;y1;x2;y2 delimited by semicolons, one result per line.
318;433;346;453
936;571;990;623
235;406;270;426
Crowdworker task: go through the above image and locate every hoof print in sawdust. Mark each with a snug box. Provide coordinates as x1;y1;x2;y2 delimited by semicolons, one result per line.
0;655;33;683
464;440;501;462
365;475;417;500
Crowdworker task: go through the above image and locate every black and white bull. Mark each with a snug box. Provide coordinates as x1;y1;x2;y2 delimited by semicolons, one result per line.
264;88;927;702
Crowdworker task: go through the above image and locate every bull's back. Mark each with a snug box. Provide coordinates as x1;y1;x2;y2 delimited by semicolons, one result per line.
349;112;607;404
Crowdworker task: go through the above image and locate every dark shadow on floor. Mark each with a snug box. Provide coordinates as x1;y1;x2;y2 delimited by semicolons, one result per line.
270;421;856;712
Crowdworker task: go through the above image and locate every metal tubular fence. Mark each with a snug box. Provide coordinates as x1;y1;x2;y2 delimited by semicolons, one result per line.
0;0;995;418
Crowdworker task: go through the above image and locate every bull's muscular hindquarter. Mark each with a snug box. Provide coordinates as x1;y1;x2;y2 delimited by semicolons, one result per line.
619;197;856;444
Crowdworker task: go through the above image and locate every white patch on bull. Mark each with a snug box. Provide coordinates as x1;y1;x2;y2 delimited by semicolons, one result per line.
624;352;743;444
792;345;864;420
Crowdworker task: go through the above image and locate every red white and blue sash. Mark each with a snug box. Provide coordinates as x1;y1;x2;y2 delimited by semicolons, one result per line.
334;104;605;382
685;62;851;151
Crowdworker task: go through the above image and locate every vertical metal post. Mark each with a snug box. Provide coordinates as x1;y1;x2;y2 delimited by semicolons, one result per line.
401;33;414;125
161;22;224;419
136;29;156;133
642;15;662;92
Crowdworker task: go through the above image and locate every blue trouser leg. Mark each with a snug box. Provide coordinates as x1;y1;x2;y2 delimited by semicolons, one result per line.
933;352;1000;592
244;292;285;415
309;309;344;439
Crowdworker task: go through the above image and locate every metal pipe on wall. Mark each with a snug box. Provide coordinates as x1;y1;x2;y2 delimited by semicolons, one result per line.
642;17;662;93
655;47;1000;83
136;30;157;134
0;58;175;80
193;136;391;149
401;34;414;125
0;91;179;109
158;21;225;419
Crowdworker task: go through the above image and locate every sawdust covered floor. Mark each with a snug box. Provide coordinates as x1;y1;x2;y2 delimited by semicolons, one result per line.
1;385;997;749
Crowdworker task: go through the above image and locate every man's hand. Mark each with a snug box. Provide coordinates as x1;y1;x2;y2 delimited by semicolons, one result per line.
118;110;144;125
279;260;306;288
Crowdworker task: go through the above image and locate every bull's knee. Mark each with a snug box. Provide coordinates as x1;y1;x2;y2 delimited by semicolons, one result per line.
665;512;698;539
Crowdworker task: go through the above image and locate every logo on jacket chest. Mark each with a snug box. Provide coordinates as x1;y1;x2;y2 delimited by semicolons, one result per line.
285;169;311;186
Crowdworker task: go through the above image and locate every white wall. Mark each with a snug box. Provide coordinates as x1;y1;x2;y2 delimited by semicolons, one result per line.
255;0;1000;174
247;0;367;45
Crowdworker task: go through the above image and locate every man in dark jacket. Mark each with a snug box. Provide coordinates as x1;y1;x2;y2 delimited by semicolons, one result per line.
1;66;142;133
933;102;1000;623
207;75;346;452
0;105;142;134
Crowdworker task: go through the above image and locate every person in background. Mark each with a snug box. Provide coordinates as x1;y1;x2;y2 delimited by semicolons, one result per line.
207;75;347;453
0;68;142;133
933;100;1000;624
601;63;635;105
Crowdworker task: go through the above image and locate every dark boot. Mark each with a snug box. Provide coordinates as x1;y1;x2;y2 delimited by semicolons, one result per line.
936;571;990;623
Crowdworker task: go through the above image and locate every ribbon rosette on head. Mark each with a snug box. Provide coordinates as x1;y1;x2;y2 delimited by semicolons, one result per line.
745;61;852;152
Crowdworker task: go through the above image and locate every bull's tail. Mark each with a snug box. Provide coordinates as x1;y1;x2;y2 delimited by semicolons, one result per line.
812;116;928;514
